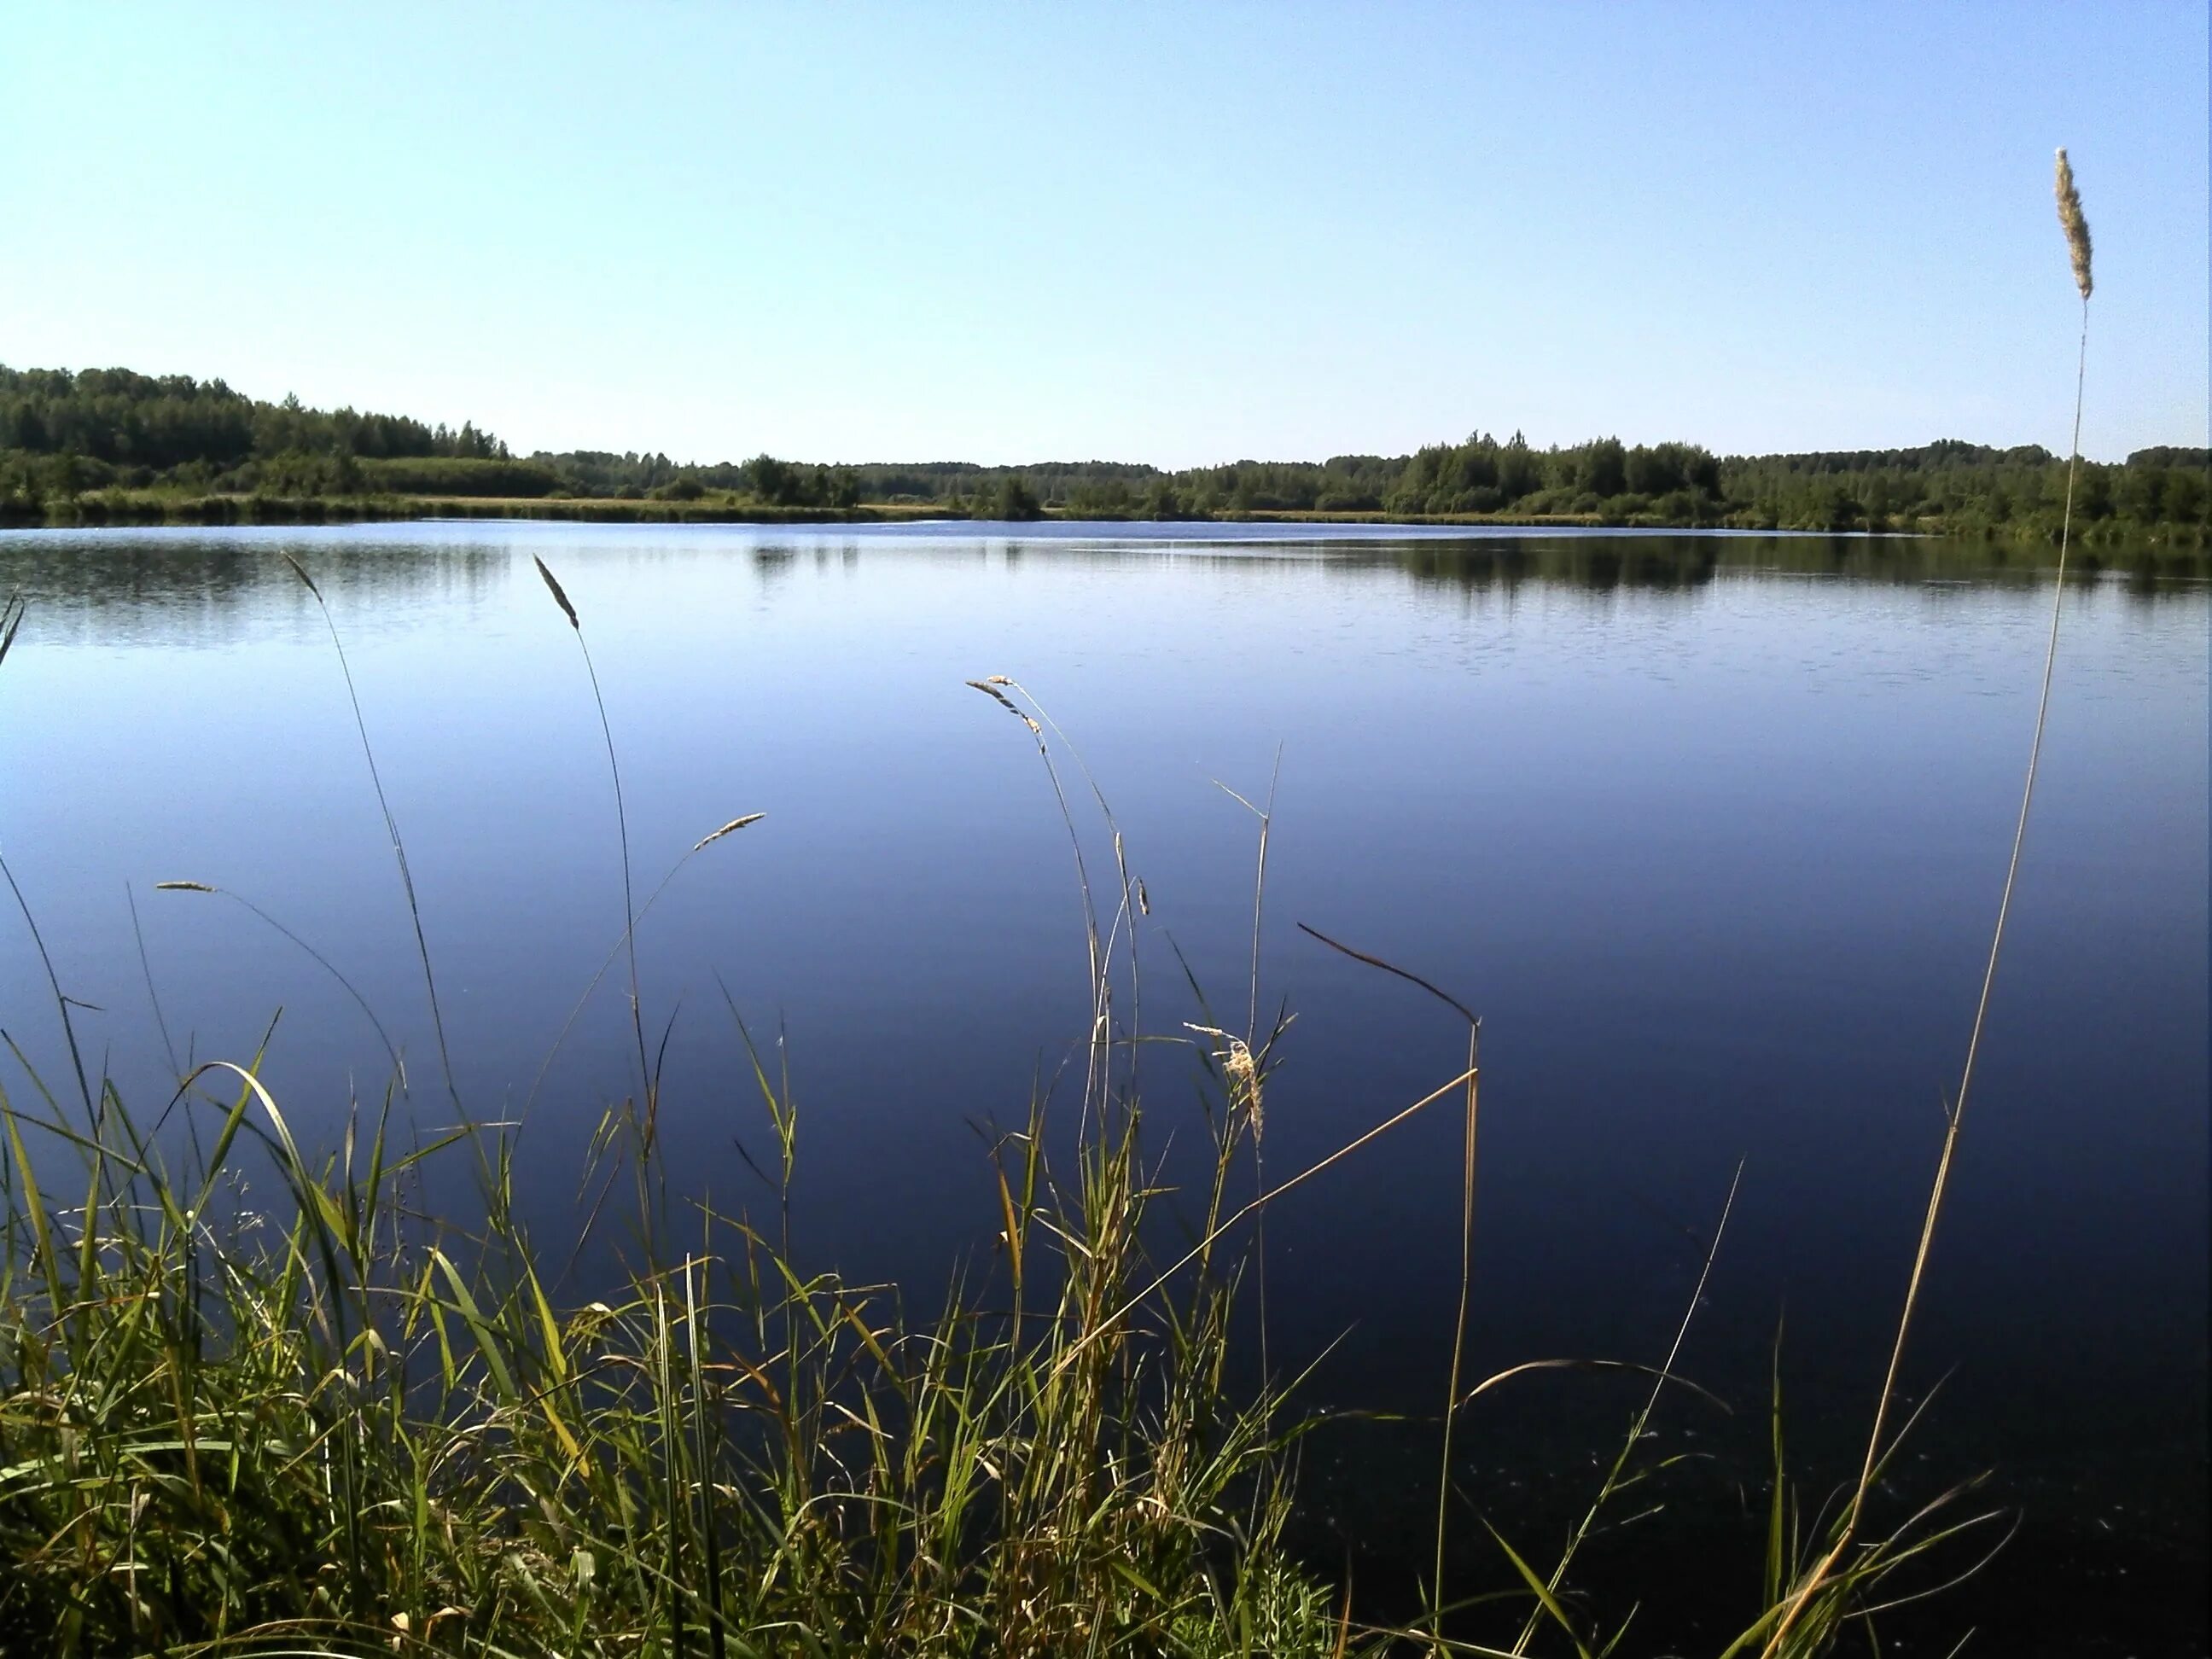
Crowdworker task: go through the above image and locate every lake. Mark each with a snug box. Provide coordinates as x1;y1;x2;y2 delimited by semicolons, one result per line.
2;521;2204;1651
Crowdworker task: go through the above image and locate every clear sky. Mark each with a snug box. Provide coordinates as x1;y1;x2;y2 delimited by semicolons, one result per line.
3;3;2203;467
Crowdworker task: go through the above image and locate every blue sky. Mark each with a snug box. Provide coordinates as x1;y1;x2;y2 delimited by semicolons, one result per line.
3;3;2203;466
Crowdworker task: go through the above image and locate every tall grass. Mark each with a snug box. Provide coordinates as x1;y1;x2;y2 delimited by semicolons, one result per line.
0;583;1426;1657
0;1053;1339;1655
1751;146;2098;1659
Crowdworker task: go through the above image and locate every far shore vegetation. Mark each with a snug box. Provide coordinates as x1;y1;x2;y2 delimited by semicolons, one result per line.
3;366;2207;563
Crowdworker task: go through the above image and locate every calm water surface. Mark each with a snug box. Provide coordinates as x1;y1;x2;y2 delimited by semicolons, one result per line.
3;523;2205;1650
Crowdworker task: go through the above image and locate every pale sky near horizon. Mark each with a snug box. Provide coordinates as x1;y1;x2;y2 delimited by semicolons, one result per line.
3;3;2204;467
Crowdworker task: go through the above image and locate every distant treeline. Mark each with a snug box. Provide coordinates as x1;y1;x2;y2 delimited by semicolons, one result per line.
4;364;2205;543
0;366;505;498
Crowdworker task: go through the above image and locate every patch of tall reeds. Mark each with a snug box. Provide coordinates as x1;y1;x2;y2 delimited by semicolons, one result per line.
0;578;1400;1656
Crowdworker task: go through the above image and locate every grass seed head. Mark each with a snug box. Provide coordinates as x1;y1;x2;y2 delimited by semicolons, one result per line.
967;678;1042;734
533;555;580;629
694;812;766;851
280;552;322;601
2054;148;2093;300
1222;1039;1261;1138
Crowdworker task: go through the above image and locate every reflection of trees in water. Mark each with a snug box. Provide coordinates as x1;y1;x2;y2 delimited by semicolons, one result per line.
3;533;2197;646
0;537;509;645
1377;533;2204;598
938;531;2197;598
1388;538;1720;592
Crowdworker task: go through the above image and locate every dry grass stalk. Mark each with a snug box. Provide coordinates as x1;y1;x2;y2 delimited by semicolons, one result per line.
1760;147;2099;1658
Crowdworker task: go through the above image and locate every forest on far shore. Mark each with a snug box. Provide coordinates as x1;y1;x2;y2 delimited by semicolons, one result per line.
3;364;2205;541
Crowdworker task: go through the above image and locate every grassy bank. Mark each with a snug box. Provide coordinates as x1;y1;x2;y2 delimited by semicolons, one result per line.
0;1033;1341;1656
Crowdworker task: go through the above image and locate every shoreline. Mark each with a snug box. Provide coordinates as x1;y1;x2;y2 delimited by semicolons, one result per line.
3;490;2204;552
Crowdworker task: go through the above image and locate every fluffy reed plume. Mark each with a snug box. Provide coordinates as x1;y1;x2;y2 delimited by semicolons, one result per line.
1186;1024;1263;1139
1225;1036;1261;1137
2054;147;2093;300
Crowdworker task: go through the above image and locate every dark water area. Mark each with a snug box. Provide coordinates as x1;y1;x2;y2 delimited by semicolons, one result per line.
3;522;2205;1652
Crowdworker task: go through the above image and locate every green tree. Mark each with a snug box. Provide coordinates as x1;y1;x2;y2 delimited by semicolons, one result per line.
744;454;801;505
990;474;1042;520
1578;438;1627;498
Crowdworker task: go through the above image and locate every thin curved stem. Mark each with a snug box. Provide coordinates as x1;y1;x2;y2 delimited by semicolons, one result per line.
1434;1020;1479;1650
573;628;651;1132
288;558;462;1115
1762;296;2088;1656
1854;299;2088;1520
